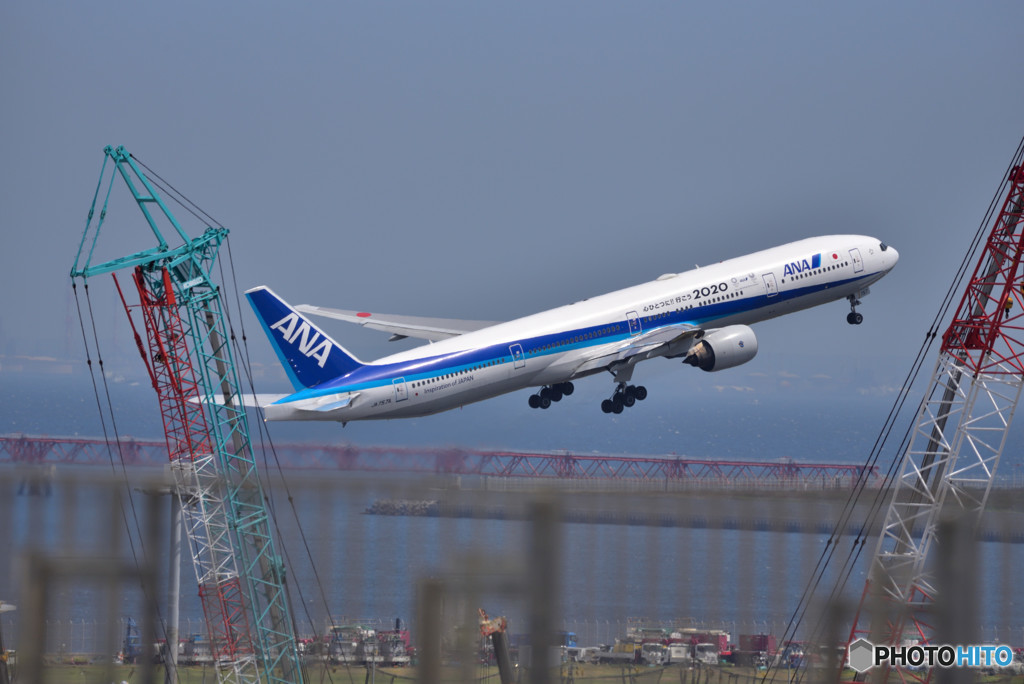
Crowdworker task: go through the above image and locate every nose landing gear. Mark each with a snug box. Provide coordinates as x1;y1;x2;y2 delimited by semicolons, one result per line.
846;294;864;325
600;383;648;414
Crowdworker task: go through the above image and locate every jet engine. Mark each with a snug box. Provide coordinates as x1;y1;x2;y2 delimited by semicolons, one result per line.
683;325;758;372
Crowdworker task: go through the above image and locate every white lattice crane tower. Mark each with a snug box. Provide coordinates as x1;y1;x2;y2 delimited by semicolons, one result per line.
71;146;305;684
849;156;1024;682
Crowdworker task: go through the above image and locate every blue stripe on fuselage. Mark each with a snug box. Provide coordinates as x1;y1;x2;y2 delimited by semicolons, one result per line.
275;271;877;403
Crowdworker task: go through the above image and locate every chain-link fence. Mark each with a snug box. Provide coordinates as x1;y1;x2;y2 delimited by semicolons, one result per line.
2;462;1022;683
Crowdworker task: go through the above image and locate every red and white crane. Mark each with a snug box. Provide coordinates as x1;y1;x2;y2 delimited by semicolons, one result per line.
848;149;1024;682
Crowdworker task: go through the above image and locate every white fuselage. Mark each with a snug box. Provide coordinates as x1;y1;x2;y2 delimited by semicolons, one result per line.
264;235;898;421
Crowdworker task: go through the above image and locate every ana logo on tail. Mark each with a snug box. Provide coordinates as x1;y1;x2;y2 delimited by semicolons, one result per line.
271;313;332;368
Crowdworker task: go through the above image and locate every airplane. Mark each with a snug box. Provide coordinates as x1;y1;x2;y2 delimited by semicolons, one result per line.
245;235;898;423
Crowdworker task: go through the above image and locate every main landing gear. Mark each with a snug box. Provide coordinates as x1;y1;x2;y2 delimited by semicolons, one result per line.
600;383;648;414
846;294;864;326
528;382;575;409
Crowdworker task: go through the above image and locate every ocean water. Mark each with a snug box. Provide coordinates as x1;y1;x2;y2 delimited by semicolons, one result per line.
4;472;1022;652
2;371;1022;650
3;370;912;462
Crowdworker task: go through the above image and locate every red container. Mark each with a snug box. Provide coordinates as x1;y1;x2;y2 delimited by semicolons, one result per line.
738;634;777;653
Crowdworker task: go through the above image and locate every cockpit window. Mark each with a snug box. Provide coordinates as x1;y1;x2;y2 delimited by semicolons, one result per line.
880;243;888;251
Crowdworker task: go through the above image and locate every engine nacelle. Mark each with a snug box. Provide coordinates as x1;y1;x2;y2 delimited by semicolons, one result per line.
684;325;758;372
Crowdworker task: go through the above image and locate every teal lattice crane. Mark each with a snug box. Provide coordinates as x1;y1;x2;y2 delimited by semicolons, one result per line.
71;145;304;684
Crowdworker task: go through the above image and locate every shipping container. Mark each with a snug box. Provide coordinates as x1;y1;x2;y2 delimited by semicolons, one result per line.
739;634;776;653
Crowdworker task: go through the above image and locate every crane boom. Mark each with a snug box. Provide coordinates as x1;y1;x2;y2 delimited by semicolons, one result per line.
848;155;1024;683
71;145;304;684
115;267;261;682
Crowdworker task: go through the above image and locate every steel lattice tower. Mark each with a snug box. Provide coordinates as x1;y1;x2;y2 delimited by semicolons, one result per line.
849;158;1024;683
117;266;260;683
72;145;304;684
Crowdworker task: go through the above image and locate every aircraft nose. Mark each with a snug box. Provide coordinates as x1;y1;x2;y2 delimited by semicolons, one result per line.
881;243;899;271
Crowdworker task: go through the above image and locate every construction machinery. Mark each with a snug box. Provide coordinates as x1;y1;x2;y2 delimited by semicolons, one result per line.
480;608;515;684
847;143;1024;682
71;145;304;683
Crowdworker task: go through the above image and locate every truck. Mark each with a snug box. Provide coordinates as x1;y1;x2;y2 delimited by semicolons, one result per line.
634;627;668;642
181;635;213;665
594;641;641;665
328;625;368;665
376;629;411;666
641;642;669;666
694;643;719;666
565;646;596;663
774;642;805;669
666;641;692;665
673;628;730;665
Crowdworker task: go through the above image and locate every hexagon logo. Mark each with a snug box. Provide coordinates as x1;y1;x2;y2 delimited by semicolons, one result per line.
847;638;874;673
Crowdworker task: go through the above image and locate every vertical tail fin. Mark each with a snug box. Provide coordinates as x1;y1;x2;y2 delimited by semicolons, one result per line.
246;286;364;390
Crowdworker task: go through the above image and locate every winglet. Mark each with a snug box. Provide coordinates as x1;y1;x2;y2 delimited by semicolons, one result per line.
246;286;364;390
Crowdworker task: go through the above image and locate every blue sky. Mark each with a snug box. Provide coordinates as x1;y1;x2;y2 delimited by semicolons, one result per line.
3;2;1024;449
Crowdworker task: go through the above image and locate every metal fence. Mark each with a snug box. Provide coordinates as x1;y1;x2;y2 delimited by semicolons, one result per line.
1;462;1022;683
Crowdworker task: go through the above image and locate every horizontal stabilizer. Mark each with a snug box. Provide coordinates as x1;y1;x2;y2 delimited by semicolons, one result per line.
303;392;359;412
191;393;288;408
261;392;360;421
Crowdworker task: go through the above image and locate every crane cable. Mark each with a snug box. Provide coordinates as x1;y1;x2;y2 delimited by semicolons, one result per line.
217;242;350;684
70;277;171;653
130;154;224;229
761;306;940;682
822;133;1024;619
782;139;1023;684
762;134;1024;684
135;156;348;682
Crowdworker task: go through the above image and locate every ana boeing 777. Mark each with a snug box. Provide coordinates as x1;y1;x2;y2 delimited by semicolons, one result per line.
246;235;897;423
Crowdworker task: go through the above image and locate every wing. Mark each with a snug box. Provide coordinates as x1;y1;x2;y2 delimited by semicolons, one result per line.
565;323;704;377
295;304;500;342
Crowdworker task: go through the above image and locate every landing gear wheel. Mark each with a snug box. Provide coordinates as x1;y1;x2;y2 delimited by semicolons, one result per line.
634;385;648;401
601;382;630;414
624;385;637;401
534;384;574;409
846;294;863;325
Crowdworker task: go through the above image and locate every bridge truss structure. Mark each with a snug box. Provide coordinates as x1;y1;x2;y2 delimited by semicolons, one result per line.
1;434;880;487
